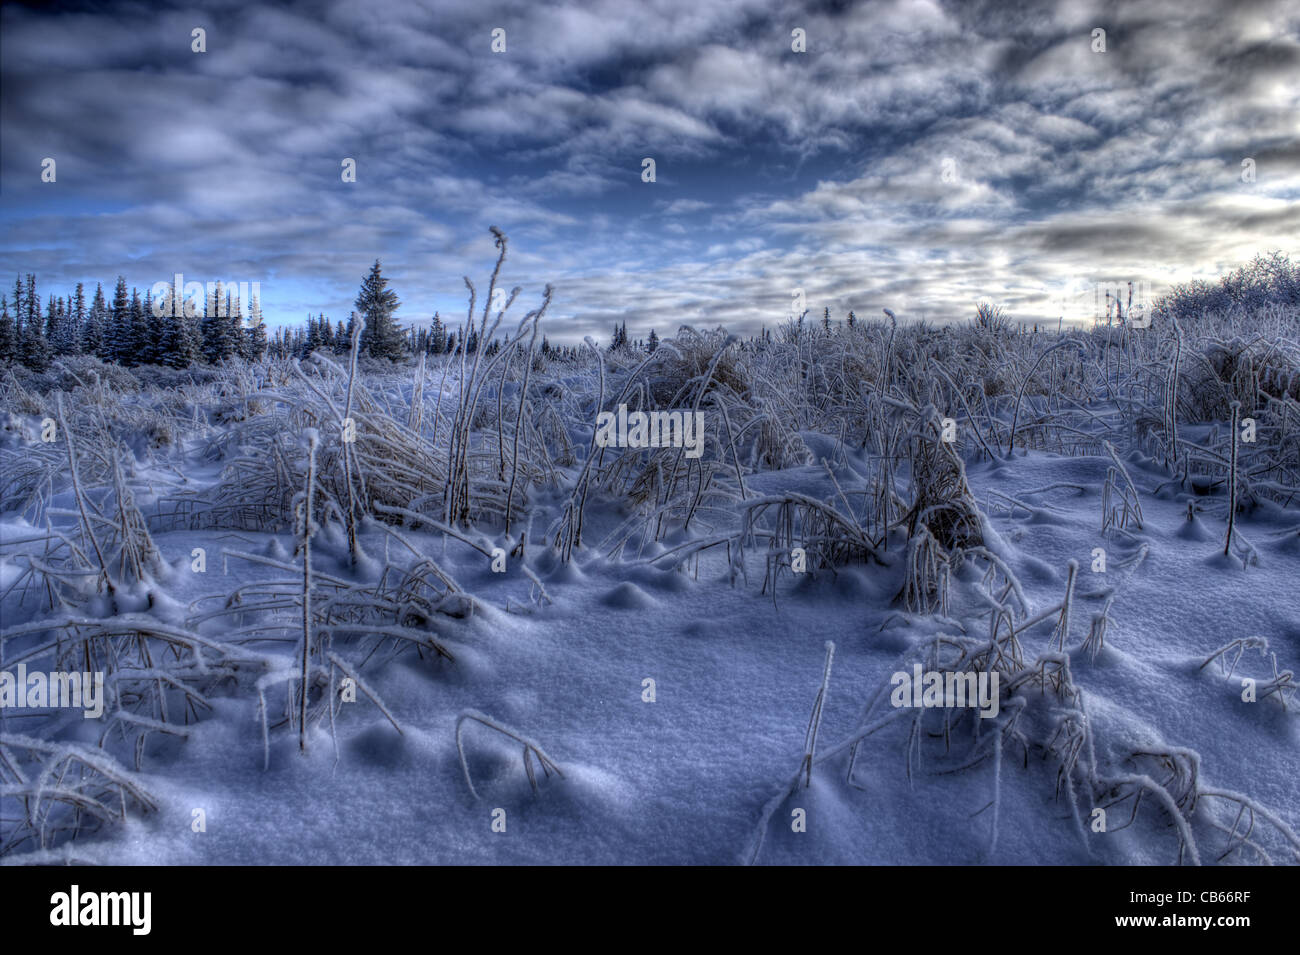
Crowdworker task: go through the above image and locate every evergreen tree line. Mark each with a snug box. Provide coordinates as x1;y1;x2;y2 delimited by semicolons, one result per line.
0;273;268;372
269;311;606;364
267;263;650;363
0;259;675;370
14;252;1291;373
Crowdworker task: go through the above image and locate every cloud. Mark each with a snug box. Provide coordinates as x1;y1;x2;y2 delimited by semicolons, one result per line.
0;0;1295;341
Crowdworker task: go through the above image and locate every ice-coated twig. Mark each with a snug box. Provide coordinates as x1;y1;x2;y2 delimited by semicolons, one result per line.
454;710;564;801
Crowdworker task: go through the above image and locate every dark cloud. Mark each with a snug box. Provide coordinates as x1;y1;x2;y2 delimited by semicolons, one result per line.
1;0;1296;340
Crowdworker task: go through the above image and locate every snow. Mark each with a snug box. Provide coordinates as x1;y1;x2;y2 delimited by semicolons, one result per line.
2;315;1298;866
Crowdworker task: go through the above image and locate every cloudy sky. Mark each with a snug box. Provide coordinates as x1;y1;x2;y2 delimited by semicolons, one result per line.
2;0;1297;342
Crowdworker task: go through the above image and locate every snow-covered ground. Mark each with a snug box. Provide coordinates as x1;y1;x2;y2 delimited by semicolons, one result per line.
2;311;1298;866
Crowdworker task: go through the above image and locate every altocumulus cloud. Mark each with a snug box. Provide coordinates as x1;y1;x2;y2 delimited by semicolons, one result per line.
1;0;1296;341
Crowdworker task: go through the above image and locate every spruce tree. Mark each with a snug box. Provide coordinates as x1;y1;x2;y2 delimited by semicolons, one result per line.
71;283;86;351
83;282;108;359
20;326;51;371
20;280;51;372
11;277;24;339
153;281;188;369
202;281;235;363
15;274;37;360
24;274;38;334
174;279;202;367
247;293;268;361
44;297;61;354
429;312;446;355
109;276;131;363
0;297;16;363
49;295;81;356
156;289;180;368
123;288;147;366
305;314;323;354
143;287;166;364
227;291;247;360
354;260;404;360
609;322;629;351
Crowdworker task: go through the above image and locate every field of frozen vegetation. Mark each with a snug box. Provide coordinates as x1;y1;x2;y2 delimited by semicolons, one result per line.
1;244;1297;866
